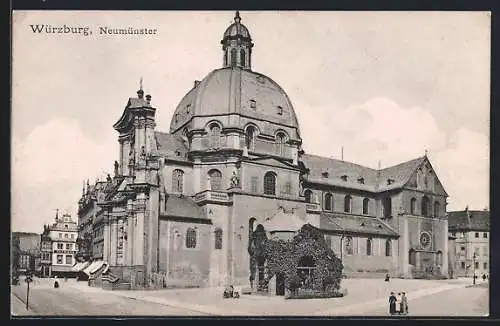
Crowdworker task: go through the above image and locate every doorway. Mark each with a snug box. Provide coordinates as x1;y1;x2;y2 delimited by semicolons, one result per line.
276;273;285;296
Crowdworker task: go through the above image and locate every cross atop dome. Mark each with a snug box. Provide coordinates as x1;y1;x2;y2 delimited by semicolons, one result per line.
234;10;241;23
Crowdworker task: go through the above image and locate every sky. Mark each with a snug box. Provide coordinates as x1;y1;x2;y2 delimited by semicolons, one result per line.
12;11;490;233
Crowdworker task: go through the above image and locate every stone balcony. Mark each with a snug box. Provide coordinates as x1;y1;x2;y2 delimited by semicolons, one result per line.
194;190;232;205
305;202;321;213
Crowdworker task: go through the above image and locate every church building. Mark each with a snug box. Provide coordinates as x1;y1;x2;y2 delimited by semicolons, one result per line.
76;12;450;290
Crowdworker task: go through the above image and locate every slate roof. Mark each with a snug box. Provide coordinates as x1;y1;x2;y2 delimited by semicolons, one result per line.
319;212;399;237
155;131;190;161
163;195;207;220
448;210;490;232
302;154;427;193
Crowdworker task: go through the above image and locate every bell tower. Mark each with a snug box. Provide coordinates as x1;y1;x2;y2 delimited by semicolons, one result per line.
221;11;254;70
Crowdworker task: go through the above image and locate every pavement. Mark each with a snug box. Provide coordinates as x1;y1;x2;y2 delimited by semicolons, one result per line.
10;276;489;317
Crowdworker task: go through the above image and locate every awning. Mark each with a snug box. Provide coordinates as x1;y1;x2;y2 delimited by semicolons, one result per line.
83;261;107;275
72;261;91;272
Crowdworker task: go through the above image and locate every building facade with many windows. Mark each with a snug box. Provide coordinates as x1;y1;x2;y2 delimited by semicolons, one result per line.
448;208;489;278
78;12;450;291
40;212;79;277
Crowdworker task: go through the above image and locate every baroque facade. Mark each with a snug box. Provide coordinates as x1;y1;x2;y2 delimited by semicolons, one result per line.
40;212;78;277
77;12;450;290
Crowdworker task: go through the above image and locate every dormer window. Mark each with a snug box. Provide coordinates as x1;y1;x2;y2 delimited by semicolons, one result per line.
341;175;348;182
322;171;329;178
250;100;256;109
175;150;182;157
186;104;191;114
277;106;283;115
174;113;179;123
357;177;365;184
256;76;265;84
387;178;395;185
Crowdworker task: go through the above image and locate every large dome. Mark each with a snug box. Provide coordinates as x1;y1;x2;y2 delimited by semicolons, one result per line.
169;67;301;134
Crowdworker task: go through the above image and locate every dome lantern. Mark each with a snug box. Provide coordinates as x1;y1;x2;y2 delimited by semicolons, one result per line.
221;11;254;70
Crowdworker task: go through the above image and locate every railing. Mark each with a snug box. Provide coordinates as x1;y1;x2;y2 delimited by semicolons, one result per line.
194;190;232;204
305;202;321;213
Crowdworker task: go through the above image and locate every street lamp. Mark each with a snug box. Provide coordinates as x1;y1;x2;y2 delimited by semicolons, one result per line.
472;253;477;285
340;235;345;263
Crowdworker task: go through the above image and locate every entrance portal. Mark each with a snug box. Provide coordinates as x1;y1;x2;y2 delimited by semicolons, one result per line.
276;273;285;296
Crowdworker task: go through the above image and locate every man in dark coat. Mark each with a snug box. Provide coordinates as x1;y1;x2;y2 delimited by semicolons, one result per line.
389;292;397;315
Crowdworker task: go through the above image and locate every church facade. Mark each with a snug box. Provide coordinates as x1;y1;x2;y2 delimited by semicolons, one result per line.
76;12;449;290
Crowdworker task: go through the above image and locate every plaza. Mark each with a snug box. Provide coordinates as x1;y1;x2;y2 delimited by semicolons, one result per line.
11;276;488;317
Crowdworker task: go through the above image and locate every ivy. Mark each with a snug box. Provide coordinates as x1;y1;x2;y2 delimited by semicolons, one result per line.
259;225;344;292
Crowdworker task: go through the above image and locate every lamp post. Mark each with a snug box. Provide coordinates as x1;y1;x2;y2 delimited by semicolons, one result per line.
472;253;477;285
340;235;345;263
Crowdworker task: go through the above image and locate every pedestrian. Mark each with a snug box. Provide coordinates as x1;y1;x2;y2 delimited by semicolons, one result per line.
385;273;390;282
396;292;402;314
389;292;397;315
400;292;408;315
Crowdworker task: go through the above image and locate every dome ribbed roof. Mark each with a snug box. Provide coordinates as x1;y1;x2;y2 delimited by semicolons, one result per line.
223;22;251;39
169;67;300;134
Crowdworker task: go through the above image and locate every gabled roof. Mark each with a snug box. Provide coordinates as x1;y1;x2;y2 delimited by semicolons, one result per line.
319;212;399;237
163;195;207;220
245;156;299;170
263;208;306;232
302;154;429;193
448;210;490;232
155;131;190;161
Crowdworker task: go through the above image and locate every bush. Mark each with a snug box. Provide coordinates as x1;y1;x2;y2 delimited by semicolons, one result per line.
285;274;301;291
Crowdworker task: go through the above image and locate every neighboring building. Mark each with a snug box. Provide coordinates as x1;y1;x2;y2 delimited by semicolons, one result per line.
43;212;79;277
12;232;41;275
448;208;490;278
78;12;450;291
40;224;53;277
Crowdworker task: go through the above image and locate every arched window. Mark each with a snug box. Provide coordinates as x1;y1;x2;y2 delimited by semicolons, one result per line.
209;169;222;191
185;228;197;248
344;195;352;213
231;48;237;67
421;196;430;217
345;236;353;255
366;238;372;256
363;198;369;215
385;240;392;257
434;201;440;217
240;49;246;67
410;198;417;215
172;169;184;193
209;123;221;148
383;196;392;219
263;172;276;195
245;126;256;151
214;228;223;250
324;193;333;211
275;132;286;156
224;51;228;66
304;189;312;203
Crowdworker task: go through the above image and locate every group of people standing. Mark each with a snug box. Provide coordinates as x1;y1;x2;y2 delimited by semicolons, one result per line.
389;292;408;316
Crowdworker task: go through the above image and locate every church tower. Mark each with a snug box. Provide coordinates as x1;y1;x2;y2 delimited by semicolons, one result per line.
221;11;254;70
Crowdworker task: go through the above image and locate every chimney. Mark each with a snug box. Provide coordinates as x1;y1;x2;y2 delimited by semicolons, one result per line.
146;94;151;104
194;80;201;88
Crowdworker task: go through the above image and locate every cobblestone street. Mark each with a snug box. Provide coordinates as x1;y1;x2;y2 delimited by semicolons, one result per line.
10;277;489;317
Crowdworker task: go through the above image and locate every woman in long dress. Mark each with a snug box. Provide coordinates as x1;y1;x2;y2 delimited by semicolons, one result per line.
389;292;397;315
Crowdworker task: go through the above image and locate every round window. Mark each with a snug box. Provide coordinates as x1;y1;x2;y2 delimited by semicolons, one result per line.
420;232;432;249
